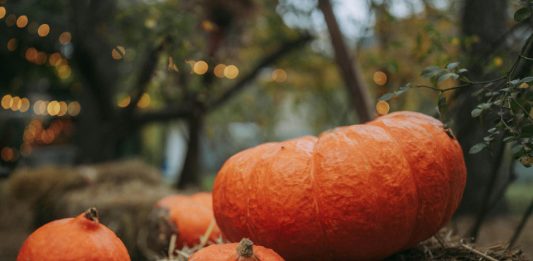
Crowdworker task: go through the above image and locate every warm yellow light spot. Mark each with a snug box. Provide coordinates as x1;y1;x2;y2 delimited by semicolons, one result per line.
7;38;17;51
376;100;390;116
37;24;50;37
49;52;62;66
144;18;156;29
111;45;126;60
16;15;28;28
6;14;16;27
193;60;209;75
214;64;226;78
272;69;288;83
67;101;81;116
57;65;71;79
1;94;13;109
373;71;388;86
137;93;151;108
25;47;38;62
450;37;460;46
118;96;131;108
1;147;14;161
201;20;217;32
57;101;68;116
224;65;239;79
10;96;21;111
47;100;61;116
0;7;6;19
519;82;529;89
33;100;47;115
20;98;30;112
59;32;71;45
493;57;503;67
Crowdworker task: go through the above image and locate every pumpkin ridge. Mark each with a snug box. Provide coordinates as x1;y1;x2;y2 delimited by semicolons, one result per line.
308;133;334;260
437;131;460;228
371;123;421;250
411;121;454;235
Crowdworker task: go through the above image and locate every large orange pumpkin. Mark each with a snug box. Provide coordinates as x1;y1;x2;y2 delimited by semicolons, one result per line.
189;238;284;261
213;111;467;260
17;208;130;261
154;192;222;248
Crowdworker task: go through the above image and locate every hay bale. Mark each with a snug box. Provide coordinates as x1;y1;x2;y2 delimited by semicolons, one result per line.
387;229;528;260
4;159;177;260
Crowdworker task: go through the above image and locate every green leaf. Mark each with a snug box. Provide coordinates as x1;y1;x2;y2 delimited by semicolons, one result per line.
478;103;491;109
521;76;533;83
446;62;460;70
458;68;468;74
379;92;395;101
471;108;483;118
396;83;411;95
421;66;442;79
437;72;459;83
470;143;487;154
514;7;532;22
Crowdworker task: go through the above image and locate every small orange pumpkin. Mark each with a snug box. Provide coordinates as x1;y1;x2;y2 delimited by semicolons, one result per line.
213;111;467;260
189;238;284;261
155;192;222;248
17;208;130;261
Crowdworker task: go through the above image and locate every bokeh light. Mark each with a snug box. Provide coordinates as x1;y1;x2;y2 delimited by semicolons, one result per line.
118;96;131;108
112;46;126;60
16;15;28;28
193;60;209;75
20;98;30;112
47;101;61;116
373;71;388;86
0;7;6;19
224;65;239;79
59;32;71;45
37;24;50;37
10;96;21;111
1;94;13;109
376;100;390;116
214;64;226;78
7;38;17;51
271;69;288;83
137;93;151;108
67;101;81;116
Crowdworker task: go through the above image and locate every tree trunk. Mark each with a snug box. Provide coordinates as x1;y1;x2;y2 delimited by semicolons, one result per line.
454;0;509;214
318;0;373;123
176;112;203;189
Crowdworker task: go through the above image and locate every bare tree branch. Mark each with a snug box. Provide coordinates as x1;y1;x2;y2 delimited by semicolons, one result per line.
318;0;373;123
133;106;191;126
124;36;171;116
206;33;313;112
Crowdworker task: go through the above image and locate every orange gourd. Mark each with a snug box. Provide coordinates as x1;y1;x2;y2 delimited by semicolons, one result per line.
189;238;284;261
156;192;222;248
17;208;130;261
213;111;467;260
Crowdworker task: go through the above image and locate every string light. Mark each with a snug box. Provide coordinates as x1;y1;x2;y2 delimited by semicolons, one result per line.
67;101;80;116
1;94;13;109
193;60;208;75
214;64;226;78
16;15;28;28
117;96;131;108
37;24;50;37
47;100;61;116
111;46;126;60
271;69;288;83
373;71;388;86
137;93;151;108
10;96;21;111
7;38;17;51
224;65;239;79
0;7;6;19
59;32;71;45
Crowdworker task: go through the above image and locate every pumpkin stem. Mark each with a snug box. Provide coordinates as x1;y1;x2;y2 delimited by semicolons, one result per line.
236;238;254;258
83;207;99;223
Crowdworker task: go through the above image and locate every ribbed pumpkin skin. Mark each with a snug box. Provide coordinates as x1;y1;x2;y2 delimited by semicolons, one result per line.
17;211;130;261
189;242;284;261
156;192;222;247
213;111;467;260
